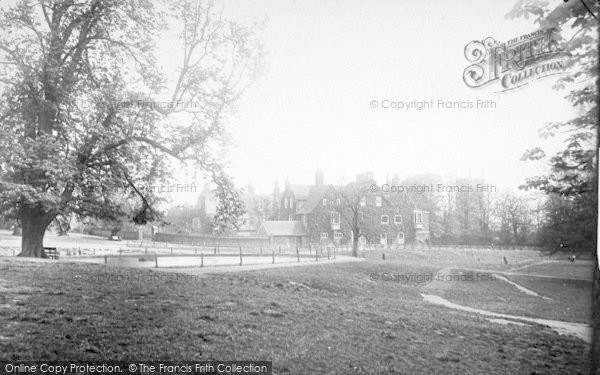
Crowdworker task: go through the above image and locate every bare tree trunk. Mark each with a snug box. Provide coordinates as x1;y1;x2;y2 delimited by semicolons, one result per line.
592;261;600;372
18;207;55;258
352;231;359;257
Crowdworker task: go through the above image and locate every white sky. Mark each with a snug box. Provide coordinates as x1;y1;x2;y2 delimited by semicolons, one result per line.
161;0;578;203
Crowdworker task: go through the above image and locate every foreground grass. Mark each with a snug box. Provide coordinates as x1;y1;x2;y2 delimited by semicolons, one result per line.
0;257;591;374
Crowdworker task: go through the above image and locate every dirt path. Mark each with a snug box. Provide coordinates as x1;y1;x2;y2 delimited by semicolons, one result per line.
151;255;364;275
491;273;553;300
421;294;592;344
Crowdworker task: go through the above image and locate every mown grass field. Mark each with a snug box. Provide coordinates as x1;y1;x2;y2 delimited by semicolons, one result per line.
0;249;594;374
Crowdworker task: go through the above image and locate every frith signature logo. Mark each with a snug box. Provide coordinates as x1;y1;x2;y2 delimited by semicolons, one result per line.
463;28;569;91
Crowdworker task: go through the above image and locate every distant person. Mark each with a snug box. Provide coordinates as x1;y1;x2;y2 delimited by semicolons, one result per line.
382;253;386;261
503;256;508;265
569;254;576;263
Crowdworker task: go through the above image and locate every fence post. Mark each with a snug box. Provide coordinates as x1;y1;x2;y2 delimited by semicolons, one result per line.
13;248;15;256
119;248;122;256
239;246;243;266
296;246;300;263
201;253;204;267
104;255;107;264
260;246;262;255
327;247;330;260
195;248;197;255
278;246;281;254
316;247;318;262
171;247;173;255
272;250;275;264
334;247;336;259
214;247;217;255
145;247;147;254
155;253;158;268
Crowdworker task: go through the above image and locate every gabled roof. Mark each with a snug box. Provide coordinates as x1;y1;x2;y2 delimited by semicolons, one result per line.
298;185;335;214
260;221;308;236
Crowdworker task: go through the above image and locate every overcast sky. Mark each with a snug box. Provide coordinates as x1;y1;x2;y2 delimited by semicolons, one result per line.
163;0;576;204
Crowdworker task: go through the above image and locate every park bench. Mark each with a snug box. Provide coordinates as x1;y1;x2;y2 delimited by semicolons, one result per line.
43;247;59;260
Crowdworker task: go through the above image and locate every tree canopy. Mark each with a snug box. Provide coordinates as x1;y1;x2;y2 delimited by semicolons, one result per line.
508;0;598;253
0;0;263;256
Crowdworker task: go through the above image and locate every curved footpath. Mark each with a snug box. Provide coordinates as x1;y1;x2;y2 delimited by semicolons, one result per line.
421;265;592;343
422;293;592;344
151;255;364;275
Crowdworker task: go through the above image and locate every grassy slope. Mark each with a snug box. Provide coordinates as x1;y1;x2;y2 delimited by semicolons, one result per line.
0;257;591;374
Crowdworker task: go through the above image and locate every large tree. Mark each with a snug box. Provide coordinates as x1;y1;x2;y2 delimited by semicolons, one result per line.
507;1;598;369
0;0;263;257
508;0;598;253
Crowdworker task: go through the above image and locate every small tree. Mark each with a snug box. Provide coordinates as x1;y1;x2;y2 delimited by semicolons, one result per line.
334;181;379;257
212;173;246;235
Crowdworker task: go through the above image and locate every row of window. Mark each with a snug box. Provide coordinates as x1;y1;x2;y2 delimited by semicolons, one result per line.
381;215;402;224
286;196;426;220
360;196;382;207
380;232;404;240
323;198;341;206
292;213;418;226
283;197;294;209
321;232;405;240
321;232;344;239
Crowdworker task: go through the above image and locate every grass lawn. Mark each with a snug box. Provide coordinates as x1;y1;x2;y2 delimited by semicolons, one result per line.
0;256;592;374
423;269;592;324
504;275;593;323
511;262;594;280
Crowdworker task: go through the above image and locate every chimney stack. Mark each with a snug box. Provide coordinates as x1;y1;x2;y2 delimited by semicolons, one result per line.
315;168;324;185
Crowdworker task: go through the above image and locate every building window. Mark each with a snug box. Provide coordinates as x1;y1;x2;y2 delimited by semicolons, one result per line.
398;232;404;240
322;198;327;206
284;198;288;209
360;197;366;207
375;196;382;207
320;232;328;239
415;213;423;224
331;212;341;225
334;231;343;239
289;214;294;221
381;215;389;224
394;215;402;224
380;233;387;241
289;197;294;208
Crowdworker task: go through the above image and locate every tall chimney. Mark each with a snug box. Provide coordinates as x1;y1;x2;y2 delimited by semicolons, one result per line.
315;168;324;185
